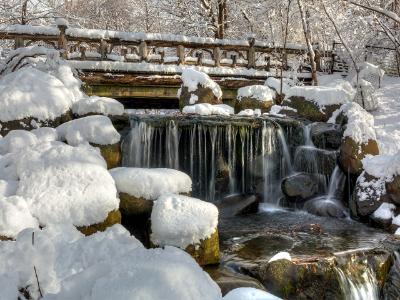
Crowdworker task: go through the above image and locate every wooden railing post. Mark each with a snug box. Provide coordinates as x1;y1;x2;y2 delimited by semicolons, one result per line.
231;54;237;68
196;52;203;66
79;45;86;60
177;45;185;65
100;39;108;60
57;24;68;59
139;41;148;62
213;47;221;67
247;37;256;69
121;47;128;61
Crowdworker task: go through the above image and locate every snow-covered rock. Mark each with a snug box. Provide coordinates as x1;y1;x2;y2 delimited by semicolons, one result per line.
223;288;282;300
151;194;219;265
237;109;262;117
31;127;59;143
0;179;18;198
182;103;234;116
0;130;38;155
354;79;379;112
72;96;125;116
265;77;291;95
268;252;292;263
16;142;119;227
236;85;275;113
56;115;120;146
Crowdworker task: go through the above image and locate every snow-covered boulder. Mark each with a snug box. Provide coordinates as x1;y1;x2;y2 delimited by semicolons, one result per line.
0;67;74;135
151;194;219;265
330;103;379;175
110;167;192;217
235;85;276;113
178;69;223;110
72;96;124;117
0;179;18;198
31;127;59;143
15;142;120;231
182;103;234;116
354;79;379;112
0;130;39;155
282;86;353;122
223;288;282;300
57;115;121;169
237;109;262;117
265;77;291;98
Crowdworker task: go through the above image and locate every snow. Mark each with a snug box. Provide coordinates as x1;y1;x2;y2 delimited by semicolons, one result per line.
16;142;119;227
285;85;353;109
372;203;396;220
371;77;400;155
57;115;121;146
109;167;192;200
265;77;290;94
181;69;222;99
0;130;39;154
0;224;222;299
0;67;75;122
268;105;297;117
237;85;276;102
31;127;59;143
0;196;39;238
72;96;125;116
395;228;400;236
237;109;262;117
392;215;400;227
54;18;68;27
268;252;292;263
151;194;219;249
183;104;234;116
362;153;400;180
0;180;18;198
223;288;282;300
329;102;376;144
354;79;379;111
356;171;386;202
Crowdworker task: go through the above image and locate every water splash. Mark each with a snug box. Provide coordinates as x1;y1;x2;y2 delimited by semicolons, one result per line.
336;267;379;300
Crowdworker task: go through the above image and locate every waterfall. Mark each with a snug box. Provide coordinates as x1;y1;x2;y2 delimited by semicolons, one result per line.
122;115;297;202
336;267;379;300
327;166;346;201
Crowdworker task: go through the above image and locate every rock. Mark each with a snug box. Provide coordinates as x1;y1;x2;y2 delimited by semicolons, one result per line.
179;85;222;110
93;142;121;169
235;85;275;114
77;209;121;236
235;97;273;114
303;197;347;219
0;111;73;136
294;146;338;176
386;175;400;206
119;192;154;218
185;230;220;266
282;96;341;122
281;173;320;202
383;253;400;300
350;173;384;218
216;194;260;217
310;122;342;150
339;136;379;175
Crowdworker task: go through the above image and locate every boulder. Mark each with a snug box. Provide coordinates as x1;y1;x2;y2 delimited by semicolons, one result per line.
93;142;121;169
281;173;320;202
216;194;260;217
294;146;337;176
386;175;400;206
282;96;341;122
339;137;379;175
310;122;342;150
185;230;220;266
119;193;154;218
77;209;122;236
235;85;275;114
303;197;347;219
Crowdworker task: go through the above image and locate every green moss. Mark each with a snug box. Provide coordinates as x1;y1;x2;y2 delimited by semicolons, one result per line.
185;230;220;266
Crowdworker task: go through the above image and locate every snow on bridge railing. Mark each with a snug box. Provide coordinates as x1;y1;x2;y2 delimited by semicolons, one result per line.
0;23;332;78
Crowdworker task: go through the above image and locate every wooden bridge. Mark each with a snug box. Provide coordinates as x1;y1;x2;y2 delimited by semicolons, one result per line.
0;23;337;108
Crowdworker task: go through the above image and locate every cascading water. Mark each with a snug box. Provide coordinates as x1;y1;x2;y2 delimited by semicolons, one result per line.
336;267;379;300
122;115;299;202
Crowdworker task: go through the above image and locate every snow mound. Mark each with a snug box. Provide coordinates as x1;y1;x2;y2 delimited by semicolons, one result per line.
237;109;261;116
0;224;222;299
182;103;234;116
151;194;219;248
110;167;192;200
0;67;75;122
31;127;59;143
268;251;292;263
318;74;355;99
0;179;18;198
237;85;276;102
372;203;396;220
181;68;222;99
363;153;400;180
285;86;353;108
0;196;39;238
329;102;376;144
223;288;282;300
57;115;120;146
0;130;38;155
16;143;118;226
72;96;125;116
268;105;296;117
265;77;290;95
0;153;19;181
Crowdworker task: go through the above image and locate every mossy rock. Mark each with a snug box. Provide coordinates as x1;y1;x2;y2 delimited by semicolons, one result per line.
339;137;379;175
77;209;121;236
179;85;222;111
0;110;73;136
185;229;220;266
92;142;122;169
282;96;341;122
234;97;273;114
119;192;154;218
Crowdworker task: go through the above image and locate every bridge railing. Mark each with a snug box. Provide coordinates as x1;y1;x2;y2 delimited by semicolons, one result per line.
0;23;333;77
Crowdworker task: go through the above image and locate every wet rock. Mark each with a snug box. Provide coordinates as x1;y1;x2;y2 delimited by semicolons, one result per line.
310;122;342;150
339;136;379;175
350;173;385;218
0;111;73;136
216;194;260;217
383;253;400;300
184;230;220;266
304;197;347;219
294;146;337;176
179;85;222;110
77;209;121;236
206;267;266;296
281;173;320;202
282;96;341;122
93;142;122;169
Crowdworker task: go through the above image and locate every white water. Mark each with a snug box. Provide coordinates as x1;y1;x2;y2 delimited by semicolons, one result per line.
327;166;346;201
336;268;379;300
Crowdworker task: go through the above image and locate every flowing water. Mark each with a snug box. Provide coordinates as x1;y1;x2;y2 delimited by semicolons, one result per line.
336;267;379;300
